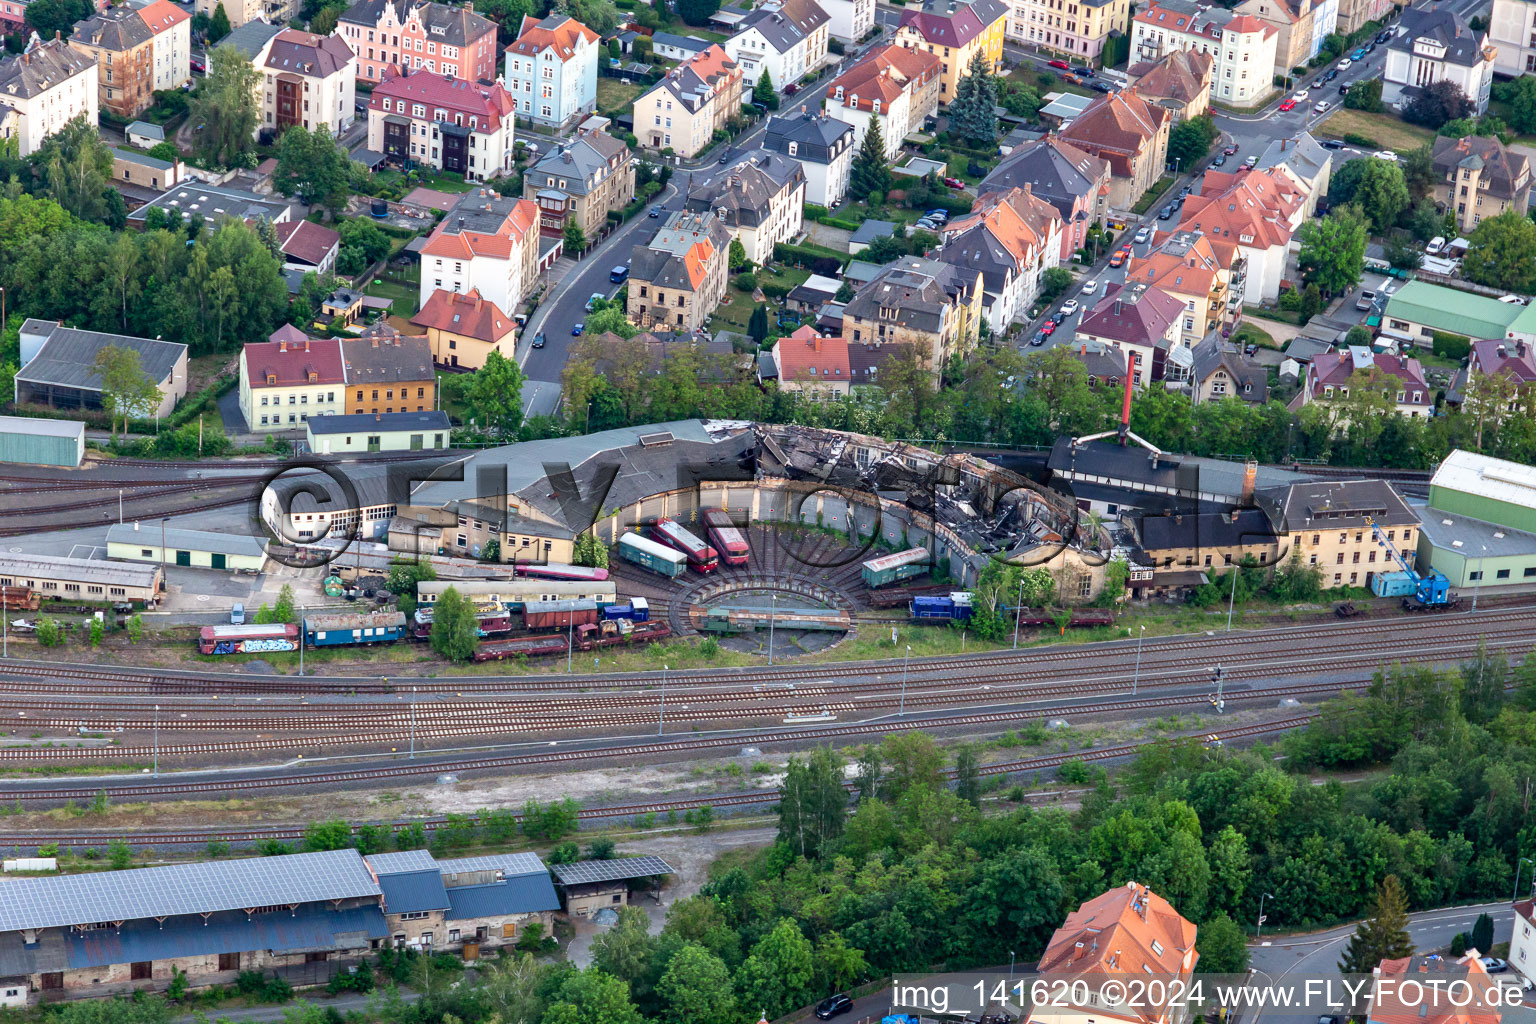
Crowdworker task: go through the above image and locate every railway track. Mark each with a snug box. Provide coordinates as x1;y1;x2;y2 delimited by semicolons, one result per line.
1;715;1315;843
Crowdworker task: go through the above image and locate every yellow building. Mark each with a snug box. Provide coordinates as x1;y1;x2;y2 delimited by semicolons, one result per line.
894;0;1008;106
410;289;518;372
237;335;346;433
840;257;984;383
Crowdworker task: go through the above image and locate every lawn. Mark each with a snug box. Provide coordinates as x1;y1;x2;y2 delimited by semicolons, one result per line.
596;77;644;118
364;277;420;318
1315;107;1436;152
1231;321;1277;350
708;266;811;334
369;167;479;195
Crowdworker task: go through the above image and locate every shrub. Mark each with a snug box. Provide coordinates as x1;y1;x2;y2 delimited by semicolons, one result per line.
1432;331;1471;360
1058;758;1091;783
733;271;758;292
328;968;375;994
760;280;792;299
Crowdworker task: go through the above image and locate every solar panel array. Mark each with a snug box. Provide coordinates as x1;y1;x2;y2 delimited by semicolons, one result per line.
0;849;381;933
363;850;440;876
550;855;676;885
436;853;548;877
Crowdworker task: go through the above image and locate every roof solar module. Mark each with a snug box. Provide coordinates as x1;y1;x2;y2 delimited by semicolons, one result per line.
549;856;676;885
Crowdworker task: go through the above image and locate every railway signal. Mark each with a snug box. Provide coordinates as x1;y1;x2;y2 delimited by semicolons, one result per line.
1210;664;1224;712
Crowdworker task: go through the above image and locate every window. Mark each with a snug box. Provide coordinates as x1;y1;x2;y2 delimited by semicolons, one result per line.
1498;568;1511;579
399;911;431;921
1470;570;1484;581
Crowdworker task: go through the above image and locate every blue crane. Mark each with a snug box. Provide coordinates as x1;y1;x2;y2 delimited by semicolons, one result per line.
1365;516;1458;610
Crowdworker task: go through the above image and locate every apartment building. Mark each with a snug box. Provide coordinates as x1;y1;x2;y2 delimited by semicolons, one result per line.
981;135;1110;260
523;117;634;243
502;13;599;130
1491;0;1536;75
1131;0;1279;106
774;324;854;398
418;188;541;317
723;0;830;91
1127;47;1213;121
1235;0;1335;72
410;288;518;370
1336;0;1390;33
341;330;435;414
74;0;195;120
1008;0;1132;64
195;0;294;32
1125;230;1230;345
367;70;517;182
1177;167;1306;303
893;0;1008;105
936;185;1063;333
0;39;98;157
819;0;875;43
840;257;985;380
684;152;805;267
1299;346;1434;419
824;42;940;162
1431;134;1531;233
1255;478;1419;589
1058;88;1171;209
763;109;854;207
336;0;499;85
258;29;356;136
632;45;743;157
1382;8;1495;115
1075;282;1185;386
626;210;732;333
1253;132;1332;216
238;335;346;432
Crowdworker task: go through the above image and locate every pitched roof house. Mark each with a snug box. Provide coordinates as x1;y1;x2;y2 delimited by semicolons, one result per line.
417;188;541;320
938;185;1063;333
723;0;831;93
1057;89;1170;209
1431;134;1532;232
773;324;854;398
503;14;600;129
1188;331;1268;404
979;136;1111;259
625;210;733;333
684;152;806;266
824;42;941;162
1127;47;1213;121
1300;346;1433;419
1075;282;1186;386
763;110;855;207
1124;230;1230;345
1176;167;1305;304
840;257;985;380
410;288;517;370
633;44;743;157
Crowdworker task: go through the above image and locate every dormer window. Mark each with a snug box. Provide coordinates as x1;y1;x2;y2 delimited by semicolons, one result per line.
309;373;318;383
267;374;277;385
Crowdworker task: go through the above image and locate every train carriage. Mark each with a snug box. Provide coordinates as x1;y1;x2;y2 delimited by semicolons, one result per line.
618;532;688;578
861;547;931;588
523;598;600;631
410;607;515;640
701;509;750;567
198;623;299;655
416;579;617;611
511;562;611;582
303;610;409;647
650;518;718;574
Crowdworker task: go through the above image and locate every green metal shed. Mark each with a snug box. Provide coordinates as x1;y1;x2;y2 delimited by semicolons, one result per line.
0;415;85;467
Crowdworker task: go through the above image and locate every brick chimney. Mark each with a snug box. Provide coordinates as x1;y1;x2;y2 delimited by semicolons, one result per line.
371;334;380;347
279;340;287;352
304;339;311;352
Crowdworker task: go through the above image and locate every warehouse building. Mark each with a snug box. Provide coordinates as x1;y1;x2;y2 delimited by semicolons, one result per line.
0;553;162;606
0;416;85;467
305;411;451;455
106;523;267;571
1416;449;1536;587
15;320;187;419
550;856;674;919
0;848;558;1004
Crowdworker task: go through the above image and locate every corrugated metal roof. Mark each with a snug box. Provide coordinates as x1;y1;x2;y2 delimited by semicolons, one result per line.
1382;281;1520;342
0;415;86;439
550;855;675;885
1430;450;1536;510
106;524;267;559
378;870;450;915
0;553;161;589
444;875;559;920
366;850;439;874
436;852;547;876
65;904;386;970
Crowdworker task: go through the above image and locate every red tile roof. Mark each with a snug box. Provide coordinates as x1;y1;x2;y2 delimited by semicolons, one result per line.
1371;953;1499;1024
1309;349;1430;404
828;43;939;112
368;69;516;134
1176;168;1301;259
136;0;190;34
1059;90;1168;176
409;288;515;344
776;324;851;384
244;337;345;388
1471;338;1536;383
1079;283;1185;348
273;219;340;266
506;14;598;59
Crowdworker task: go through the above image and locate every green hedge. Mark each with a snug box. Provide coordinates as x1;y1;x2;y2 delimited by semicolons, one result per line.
1432;331;1471;360
761;281;792;299
774;241;847;270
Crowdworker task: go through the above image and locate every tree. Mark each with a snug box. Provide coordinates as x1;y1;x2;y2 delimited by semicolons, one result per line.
1296;205;1368;296
734;920;815;1019
273;125;354;214
463;350;528;433
1400;145;1438;201
849;116;891;201
1463;211;1536;292
590;906;656;989
302;818;352;851
948;50;998;147
338;217;390;265
429;586;480;662
555;0;620;33
1339;875;1415;972
1344;78;1383;112
273;583;296;622
753;69;779;111
955;744;982;807
24;0;92;39
748;304;770;344
657;944;738;1024
209;0;231;39
311;4;340;34
1168;114;1218;172
93;345;160;437
777;746;848;859
1350;159;1411;233
1506;76;1536;134
190;47;260;168
386;560;436;594
1196;913;1250;973
572;532;610;569
545;968;644;1024
728;237;748;271
1382;228;1424;270
1472;912;1495;954
34;115;114;223
564;220;588;254
107;838;132;870
1404;80;1475;129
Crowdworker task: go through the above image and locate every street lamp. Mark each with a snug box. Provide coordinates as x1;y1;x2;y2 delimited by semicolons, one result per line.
1012;575;1025;649
1226;558;1240;631
1257;891;1276;940
658;663;668;735
900;644;911;715
1514;857;1533;903
1132;624;1145;695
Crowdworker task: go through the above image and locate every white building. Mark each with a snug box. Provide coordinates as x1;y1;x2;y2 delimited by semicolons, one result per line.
0;39;99;158
824;42;940;162
134;0;193;94
818;0;875;44
257;29;357;136
367;69;518;182
1131;0;1279;107
1491;0;1536;75
502;13;599;130
417;188;542;318
1177;167;1307;304
684;152;806;267
763;109;853;207
1382;8;1495;115
937;186;1063;334
723;0;830;92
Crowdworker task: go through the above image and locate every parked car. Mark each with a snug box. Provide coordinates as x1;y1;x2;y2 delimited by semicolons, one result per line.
1338;80;1353;94
1245;154;1259;167
1356;289;1376;311
1091;81;1113;92
190;55;206;72
1244;342;1258;356
1336;57;1352;69
1293;88;1310;100
1426;235;1446;255
1481;958;1509;974
1321;138;1344;149
1072;65;1093;76
1325;68;1339;80
1040;321;1058;336
1134;226;1152;244
1373;149;1398;162
1376;29;1390;42
1060;298;1080;316
230;603;245;625
572;322;585;335
1082;278;1099;294
1213;153;1228;166
1314;100;1330;113
1109;249;1129;267
1224;143;1239;155
1278;98;1297;111
1158;204;1175;220
1351;47;1368;59
648;207;662;218
532;332;546;348
1048;59;1071;69
1030;330;1048;346
815;995;855;1020
926;209;950;223
943;176;965;189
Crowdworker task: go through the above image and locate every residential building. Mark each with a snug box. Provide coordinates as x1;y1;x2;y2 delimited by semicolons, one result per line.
1235;0;1333;72
70;0;190;119
1431;134;1532;233
523;117;634;244
1188;330;1268;403
774;324;854;398
196;0;294;33
336;0;499;85
418;188;541;316
893;0;1008;106
1336;0;1390;34
1136;507;1282;571
273;219;340;274
627;210;732;333
126;180;294;226
307;411;451;454
1367;953;1500;1024
1464;338;1536;410
16;319;186;418
1379;280;1524;346
257;29;356;137
650;32;712;60
820;0;875;43
367;70;516;182
0;0;25;34
239;335;346;432
0;38;99;158
1382;8;1495;115
136;0;191;94
1126;47;1213;121
0;849;557;1005
1123;229;1230;345
1074;282;1185;386
824;42;940;162
763;109;854;207
1253;477;1419;588
1516;898;1536;989
1008;0;1132;64
840;257;985;380
1035;882;1198;1024
1058;88;1171;209
724;0;830;92
936;185;1063;333
410;287;518;369
1130;0;1279;107
1492;0;1536;75
684;152;805;267
1299;346;1434;419
341;330;435;414
1253;132;1332;216
112;146;183;189
981;135;1111;260
502;13;599;130
1177;167;1305;303
1416;449;1536;588
632;44;743;157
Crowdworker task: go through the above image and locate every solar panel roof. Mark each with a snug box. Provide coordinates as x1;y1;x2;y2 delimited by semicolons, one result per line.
436;853;548;877
549;856;676;885
364;850;440;875
0;849;381;932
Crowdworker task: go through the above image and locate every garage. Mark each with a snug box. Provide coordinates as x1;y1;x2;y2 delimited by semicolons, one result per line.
106;524;267;572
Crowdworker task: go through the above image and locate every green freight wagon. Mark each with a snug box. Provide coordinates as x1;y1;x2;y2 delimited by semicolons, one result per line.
861;547;930;588
618;532;688;578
